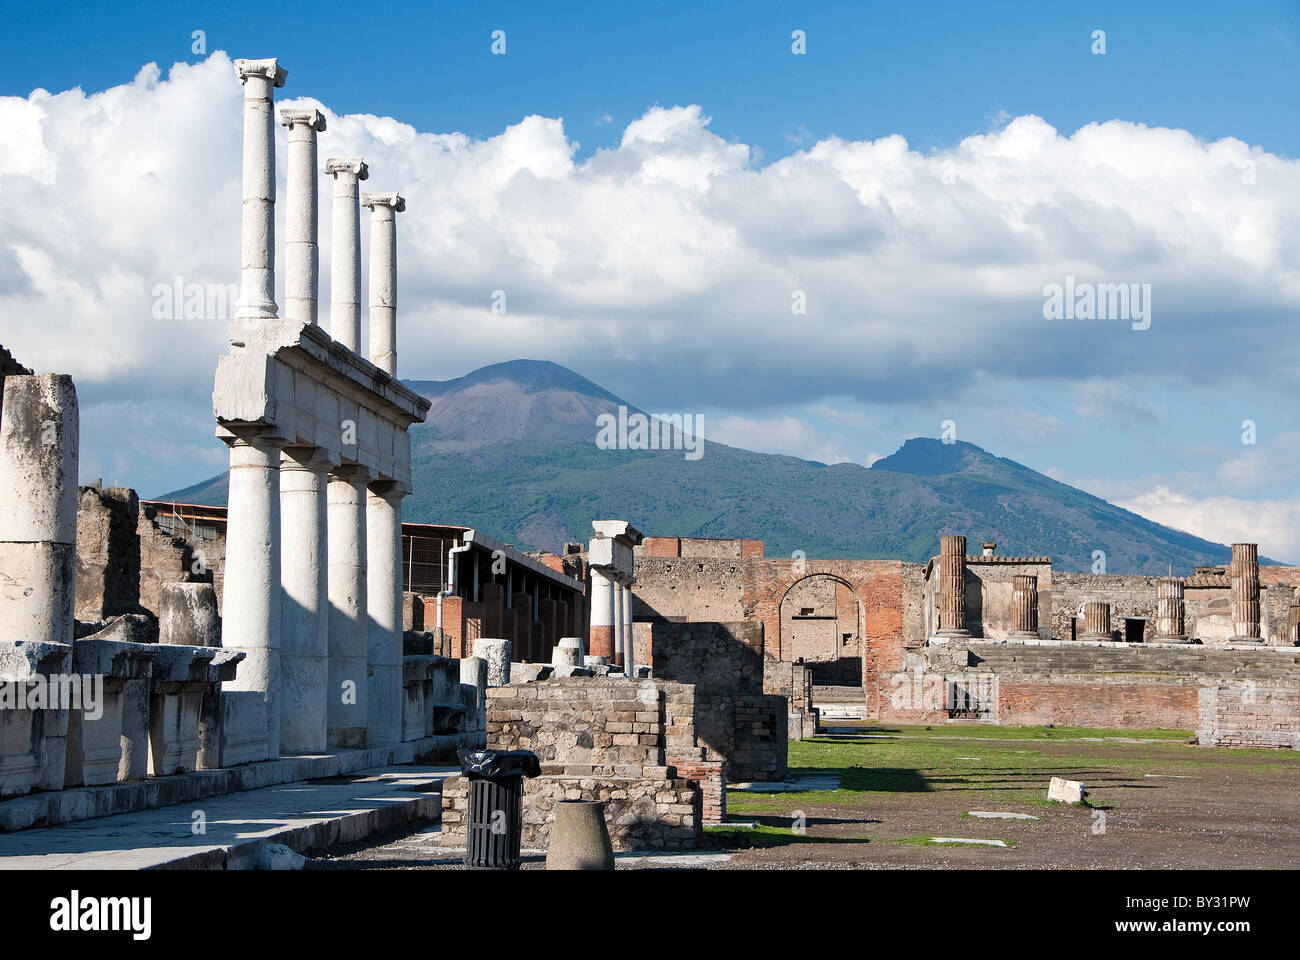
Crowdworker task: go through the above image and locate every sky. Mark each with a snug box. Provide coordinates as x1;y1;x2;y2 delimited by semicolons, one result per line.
1;0;1298;560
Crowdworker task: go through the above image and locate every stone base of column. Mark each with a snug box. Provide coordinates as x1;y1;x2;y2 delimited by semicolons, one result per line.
934;628;971;640
1229;635;1265;644
1008;630;1039;641
1153;633;1192;643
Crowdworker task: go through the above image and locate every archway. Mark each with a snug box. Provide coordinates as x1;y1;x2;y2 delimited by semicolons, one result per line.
778;574;863;686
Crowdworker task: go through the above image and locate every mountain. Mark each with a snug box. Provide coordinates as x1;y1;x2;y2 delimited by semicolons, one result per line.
161;359;1247;574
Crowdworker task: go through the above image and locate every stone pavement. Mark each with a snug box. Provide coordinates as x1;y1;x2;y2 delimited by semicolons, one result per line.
0;765;458;869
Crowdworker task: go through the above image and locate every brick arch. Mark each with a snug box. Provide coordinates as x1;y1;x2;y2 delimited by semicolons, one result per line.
775;572;863;664
742;558;907;717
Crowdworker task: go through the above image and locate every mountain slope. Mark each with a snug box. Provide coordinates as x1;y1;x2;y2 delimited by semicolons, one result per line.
162;359;1246;574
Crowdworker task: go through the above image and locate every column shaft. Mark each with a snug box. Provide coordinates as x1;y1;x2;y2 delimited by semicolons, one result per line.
1230;543;1262;642
589;567;616;659
327;467;369;747
222;434;283;757
1010;574;1038;639
1081;601;1112;640
281;109;325;325
936;535;969;638
234;60;285;320
326;159;368;351
279;450;330;754
366;486;404;745
1155;578;1187;642
362;193;404;375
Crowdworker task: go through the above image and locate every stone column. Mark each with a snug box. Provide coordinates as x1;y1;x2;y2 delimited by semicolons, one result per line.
1154;577;1188;642
1229;543;1262;642
328;465;370;748
325;158;369;352
1009;574;1038;640
1288;603;1300;647
1080;601;1112;641
0;374;78;650
233;58;286;322
280;108;326;326
366;482;404;745
279;447;332;754
220;431;284;757
612;577;626;668
361;192;405;375
622;575;636;675
935;535;970;638
589;567;616;660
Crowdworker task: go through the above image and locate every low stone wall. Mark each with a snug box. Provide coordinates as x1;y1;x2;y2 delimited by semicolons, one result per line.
879;638;1300;731
1198;682;1300;748
440;767;702;852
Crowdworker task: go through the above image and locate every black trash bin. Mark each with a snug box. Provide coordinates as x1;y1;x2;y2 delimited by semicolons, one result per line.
457;748;541;869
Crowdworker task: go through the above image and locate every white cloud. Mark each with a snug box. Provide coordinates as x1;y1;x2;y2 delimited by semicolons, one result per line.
705;415;856;465
1119;487;1300;564
1;52;1297;494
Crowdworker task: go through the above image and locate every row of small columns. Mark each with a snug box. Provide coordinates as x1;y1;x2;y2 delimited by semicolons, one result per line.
224;59;408;757
589;568;635;672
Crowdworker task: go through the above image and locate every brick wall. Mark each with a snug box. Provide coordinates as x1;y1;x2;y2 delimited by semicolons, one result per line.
1198;681;1300;748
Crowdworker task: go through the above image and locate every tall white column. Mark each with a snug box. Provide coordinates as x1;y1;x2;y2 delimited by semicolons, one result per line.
280;108;326;326
327;464;369;748
623;575;635;675
325;158;368;351
279;446;332;754
233;58;286;322
589;567;616;660
366;483;404;745
221;431;284;757
361;192;405;375
612;578;626;668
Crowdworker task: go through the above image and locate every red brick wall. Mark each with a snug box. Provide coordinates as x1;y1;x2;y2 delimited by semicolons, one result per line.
740;539;764;559
997;679;1199;729
667;756;726;824
643;537;681;558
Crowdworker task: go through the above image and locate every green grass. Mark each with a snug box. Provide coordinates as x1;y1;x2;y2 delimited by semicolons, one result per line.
725;724;1300;815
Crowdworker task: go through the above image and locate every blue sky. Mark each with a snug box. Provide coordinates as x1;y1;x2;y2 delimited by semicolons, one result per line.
1;1;1298;559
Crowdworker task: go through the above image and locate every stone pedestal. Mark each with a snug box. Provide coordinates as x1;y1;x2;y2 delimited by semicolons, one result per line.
1229;543;1262;642
1154;577;1189;642
473;638;512;687
1080;601;1112;641
327;465;369;748
160;581;222;647
935;535;970;638
1009;574;1039;640
553;637;582;668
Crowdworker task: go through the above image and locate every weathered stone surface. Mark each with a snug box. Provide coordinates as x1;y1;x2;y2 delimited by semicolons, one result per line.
472;638;511;686
160;582;221;647
1047;776;1086;803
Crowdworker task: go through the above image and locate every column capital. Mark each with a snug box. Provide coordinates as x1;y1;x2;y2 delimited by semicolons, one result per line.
235;58;288;87
280;107;326;132
280;445;336;473
325;157;369;180
331;462;372;483
366;478;410;500
362;192;406;214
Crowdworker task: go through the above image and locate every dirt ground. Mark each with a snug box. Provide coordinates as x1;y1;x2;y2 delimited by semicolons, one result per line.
308;724;1300;870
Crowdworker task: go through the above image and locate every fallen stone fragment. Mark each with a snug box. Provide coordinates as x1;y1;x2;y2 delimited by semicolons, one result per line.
931;837;1008;847
1048;776;1086;803
967;811;1039;820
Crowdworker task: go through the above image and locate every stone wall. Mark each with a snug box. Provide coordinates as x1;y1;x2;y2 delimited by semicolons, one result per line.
1197;681;1300;749
632;555;747;623
440;676;710;849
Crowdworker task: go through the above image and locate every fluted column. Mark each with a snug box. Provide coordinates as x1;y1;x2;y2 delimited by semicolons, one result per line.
280;108;326;325
1229;543;1262;642
279;446;332;754
365;482;404;745
325;158;369;351
221;430;284;756
1009;574;1038;639
935;535;970;638
589;567;616;660
233;58;286;321
1288;602;1300;647
1080;601;1112;641
1154;577;1188;642
327;464;369;748
361;192;405;375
